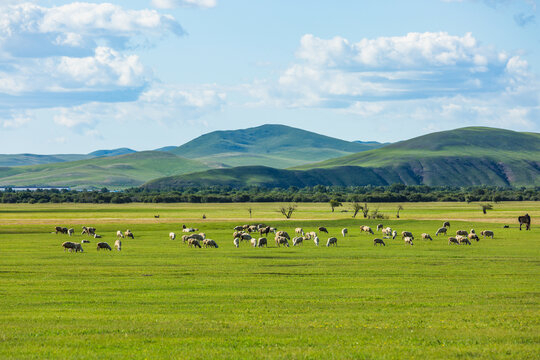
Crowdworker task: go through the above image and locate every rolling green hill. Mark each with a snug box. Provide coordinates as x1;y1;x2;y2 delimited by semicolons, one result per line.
0;148;136;167
145;127;540;189
165;124;386;168
0;151;210;190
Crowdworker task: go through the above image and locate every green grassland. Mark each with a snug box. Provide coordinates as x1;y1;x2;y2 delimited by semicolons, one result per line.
0;151;210;190
0;202;538;359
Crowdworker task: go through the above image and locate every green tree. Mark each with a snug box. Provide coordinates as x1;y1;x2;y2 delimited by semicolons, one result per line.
329;199;342;212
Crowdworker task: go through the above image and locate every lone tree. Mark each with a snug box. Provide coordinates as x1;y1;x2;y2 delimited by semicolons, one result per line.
329;199;343;212
396;205;404;218
361;203;370;218
480;203;493;214
351;202;363;218
279;204;297;219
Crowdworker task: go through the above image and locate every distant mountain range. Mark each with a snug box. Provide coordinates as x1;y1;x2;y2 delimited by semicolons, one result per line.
162;124;386;168
0;125;384;189
0;148;136;167
144;127;540;189
0;126;538;190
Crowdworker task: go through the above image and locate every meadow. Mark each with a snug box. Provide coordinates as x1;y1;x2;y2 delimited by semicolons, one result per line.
0;202;538;359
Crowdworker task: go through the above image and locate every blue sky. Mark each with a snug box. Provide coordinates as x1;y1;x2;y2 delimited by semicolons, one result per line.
0;0;538;153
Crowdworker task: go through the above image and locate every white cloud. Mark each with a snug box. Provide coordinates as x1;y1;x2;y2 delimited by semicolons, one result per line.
0;2;184;58
266;32;528;108
50;84;226;131
0;47;148;96
152;0;217;9
2;112;31;129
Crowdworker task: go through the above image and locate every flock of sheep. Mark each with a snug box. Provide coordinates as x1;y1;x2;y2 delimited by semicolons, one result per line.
170;221;496;249
58;225;133;253
57;220;497;253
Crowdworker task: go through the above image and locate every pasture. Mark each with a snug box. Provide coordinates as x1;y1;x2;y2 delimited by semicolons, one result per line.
0;202;538;359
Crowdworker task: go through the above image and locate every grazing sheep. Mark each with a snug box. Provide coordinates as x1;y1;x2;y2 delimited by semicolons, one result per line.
182;228;191;233
308;231;317;239
67;228;74;236
189;234;205;241
295;227;304;235
203;239;218;248
198;233;206;240
240;233;252;241
55;226;68;234
234;225;243;231
233;231;242;239
251;238;258;247
182;235;190;243
403;236;414;246
259;226;271;236
269;227;277;233
292;236;304;246
341;228;348;237
313;236;320;246
248;225;258;233
421;233;433;241
392;230;397;240
275;236;289;247
97;242;112;251
518;214;531;231
114;239;122;251
448;237;459;245
93;234;102;239
456;235;471;245
116;230;124;238
480;230;494;239
81;226;88;235
81;226;96;235
169;232;176;240
435;227;447;236
304;232;312;240
361;226;374;234
81;239;90;244
376;224;383;232
443;221;450;228
468;233;480;242
326;237;338;247
124;230;134;239
257;237;267;247
470;229;476;234
382;227;392;236
456;230;468;236
233;238;240;248
401;231;414;239
373;238;385;246
275;231;290;240
188;238;202;248
318;227;328;234
62;241;80;252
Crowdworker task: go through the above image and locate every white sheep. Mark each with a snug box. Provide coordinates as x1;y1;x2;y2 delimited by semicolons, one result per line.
341;228;348;237
382;227;392;236
313;236;319;246
392;230;397;239
169;232;176;240
233;238;240;248
376;224;383;232
401;231;413;239
403;236;414;246
421;233;433;241
251;238;258;247
116;230;124;238
275;236;289;247
67;228;74;236
295;227;304;235
292;236;304;246
114;239;122;251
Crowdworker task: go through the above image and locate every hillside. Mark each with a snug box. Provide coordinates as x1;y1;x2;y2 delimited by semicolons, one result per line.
165;124;386;168
0;151;210;190
0;148;137;167
145;127;540;189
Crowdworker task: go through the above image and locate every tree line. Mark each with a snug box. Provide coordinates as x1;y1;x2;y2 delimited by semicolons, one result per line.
0;184;538;204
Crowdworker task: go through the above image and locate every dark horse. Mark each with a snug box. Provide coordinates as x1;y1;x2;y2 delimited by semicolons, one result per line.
518;214;531;230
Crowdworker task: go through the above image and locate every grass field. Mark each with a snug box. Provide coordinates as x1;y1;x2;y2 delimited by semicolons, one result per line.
0;202;538;359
